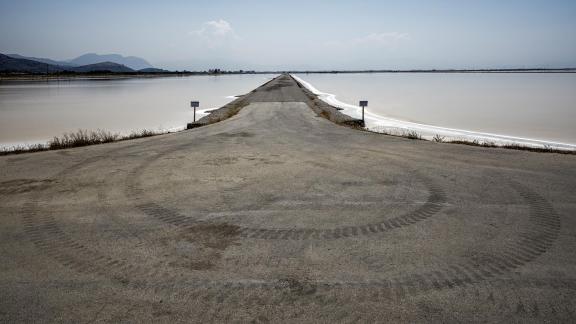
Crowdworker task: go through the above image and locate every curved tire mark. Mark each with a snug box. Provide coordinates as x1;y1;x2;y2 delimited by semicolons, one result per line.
124;144;447;240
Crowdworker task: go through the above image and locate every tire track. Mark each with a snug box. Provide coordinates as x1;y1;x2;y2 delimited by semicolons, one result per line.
124;142;447;241
20;147;245;293
21;147;565;302
131;180;567;310
338;180;562;296
236;175;445;240
108;276;576;322
20;149;180;289
121;135;563;298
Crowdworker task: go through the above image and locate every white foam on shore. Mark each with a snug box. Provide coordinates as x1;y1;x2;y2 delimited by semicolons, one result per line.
292;74;576;151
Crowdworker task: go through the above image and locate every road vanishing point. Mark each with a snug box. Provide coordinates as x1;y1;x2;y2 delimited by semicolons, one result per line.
1;74;576;323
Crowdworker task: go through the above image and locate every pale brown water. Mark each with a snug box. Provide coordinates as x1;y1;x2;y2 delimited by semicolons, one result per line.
0;75;274;147
1;73;575;147
295;73;576;145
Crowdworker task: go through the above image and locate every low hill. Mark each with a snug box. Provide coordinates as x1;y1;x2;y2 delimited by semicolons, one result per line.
70;62;135;73
68;53;152;70
1;54;137;73
7;53;155;70
6;54;75;67
0;53;66;73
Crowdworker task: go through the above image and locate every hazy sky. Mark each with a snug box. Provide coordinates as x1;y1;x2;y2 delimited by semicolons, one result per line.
1;0;575;70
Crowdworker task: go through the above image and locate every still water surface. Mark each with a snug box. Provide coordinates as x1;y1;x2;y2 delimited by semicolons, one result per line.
296;73;576;145
1;73;575;147
0;75;274;146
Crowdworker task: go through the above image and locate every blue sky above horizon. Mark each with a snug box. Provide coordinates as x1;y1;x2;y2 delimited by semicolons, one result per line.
1;0;575;70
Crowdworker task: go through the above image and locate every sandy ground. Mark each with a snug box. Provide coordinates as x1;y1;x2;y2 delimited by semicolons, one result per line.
1;74;575;323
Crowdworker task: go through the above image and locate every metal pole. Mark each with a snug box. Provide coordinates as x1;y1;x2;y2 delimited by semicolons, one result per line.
190;101;199;125
362;106;365;123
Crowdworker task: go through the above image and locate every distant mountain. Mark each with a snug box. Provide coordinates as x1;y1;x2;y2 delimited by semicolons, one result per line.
1;54;137;73
0;53;66;73
70;62;135;73
7;53;155;70
6;54;75;67
67;53;153;70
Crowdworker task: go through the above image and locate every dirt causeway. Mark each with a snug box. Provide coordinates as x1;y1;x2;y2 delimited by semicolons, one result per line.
1;74;575;322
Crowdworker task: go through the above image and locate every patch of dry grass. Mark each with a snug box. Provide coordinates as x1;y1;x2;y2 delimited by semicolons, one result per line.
446;139;574;154
403;130;422;140
48;129;119;149
1;128;167;156
433;134;446;143
0;144;48;155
